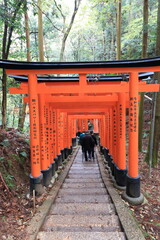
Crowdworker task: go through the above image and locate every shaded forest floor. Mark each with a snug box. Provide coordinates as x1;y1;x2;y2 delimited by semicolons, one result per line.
0;128;159;240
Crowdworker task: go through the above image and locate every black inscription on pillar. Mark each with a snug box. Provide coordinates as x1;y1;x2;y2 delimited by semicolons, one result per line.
31;99;40;165
113;110;117;146
129;97;138;133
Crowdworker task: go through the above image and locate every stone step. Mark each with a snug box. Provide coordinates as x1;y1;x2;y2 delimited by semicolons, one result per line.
68;172;100;176
62;182;104;188
64;178;103;183
70;166;99;169
35;149;126;240
50;203;115;215
41;225;120;232
41;215;121;232
69;169;99;174
37;231;126;240
73;163;98;167
67;174;101;179
58;188;107;195
55;194;110;203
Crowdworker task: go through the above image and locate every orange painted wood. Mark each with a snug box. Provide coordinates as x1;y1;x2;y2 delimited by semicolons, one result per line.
109;108;113;155
93;119;99;133
28;74;41;177
52;109;57;158
9;82;160;95
112;106;117;164
117;93;126;170
5;65;160;75
7;65;160;183
45;104;51;168
106;112;110;148
49;105;54;164
38;95;48;171
129;72;139;177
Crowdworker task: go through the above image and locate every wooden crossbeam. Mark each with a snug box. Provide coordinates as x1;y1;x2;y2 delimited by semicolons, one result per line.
9;81;160;95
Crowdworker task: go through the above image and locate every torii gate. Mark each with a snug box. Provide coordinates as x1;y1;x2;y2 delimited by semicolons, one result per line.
1;58;160;205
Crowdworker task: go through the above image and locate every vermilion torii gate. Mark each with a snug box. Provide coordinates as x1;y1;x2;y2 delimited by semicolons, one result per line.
1;58;160;205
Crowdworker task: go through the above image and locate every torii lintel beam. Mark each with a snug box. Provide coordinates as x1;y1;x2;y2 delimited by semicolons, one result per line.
9;81;160;95
68;115;103;119
23;95;119;103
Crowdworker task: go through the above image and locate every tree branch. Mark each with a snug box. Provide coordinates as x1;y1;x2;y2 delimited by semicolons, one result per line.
53;0;65;20
6;0;24;58
31;1;62;32
0;172;13;196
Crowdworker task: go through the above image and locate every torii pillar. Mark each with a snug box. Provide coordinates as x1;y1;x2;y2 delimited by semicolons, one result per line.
115;93;127;189
123;72;144;204
28;74;43;194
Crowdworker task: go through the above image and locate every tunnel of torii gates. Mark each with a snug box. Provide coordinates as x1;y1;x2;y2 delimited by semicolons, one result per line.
1;57;160;205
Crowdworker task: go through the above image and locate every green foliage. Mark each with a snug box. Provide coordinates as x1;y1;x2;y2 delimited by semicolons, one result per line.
0;0;159;129
20;151;27;158
0;0;158;62
3;174;15;188
0;139;10;147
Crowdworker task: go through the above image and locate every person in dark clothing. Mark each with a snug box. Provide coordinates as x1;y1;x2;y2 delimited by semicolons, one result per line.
90;130;97;160
81;131;95;161
79;132;85;151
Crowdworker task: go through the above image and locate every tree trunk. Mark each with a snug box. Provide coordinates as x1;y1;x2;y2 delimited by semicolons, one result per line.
138;0;148;152
1;0;23;129
152;0;160;166
2;70;7;129
145;0;160;167
142;0;148;58
18;0;30;131
59;0;82;61
38;0;44;61
102;29;107;60
116;0;121;60
18;96;27;131
24;1;31;62
152;84;160;167
111;21;116;60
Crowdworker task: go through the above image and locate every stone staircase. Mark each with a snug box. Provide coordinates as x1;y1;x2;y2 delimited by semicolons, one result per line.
36;149;126;240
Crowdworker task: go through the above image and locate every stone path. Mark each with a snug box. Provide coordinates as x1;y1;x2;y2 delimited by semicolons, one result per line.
36;149;126;240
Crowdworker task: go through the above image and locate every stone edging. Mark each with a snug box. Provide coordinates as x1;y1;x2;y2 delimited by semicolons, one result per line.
97;151;146;240
26;147;79;240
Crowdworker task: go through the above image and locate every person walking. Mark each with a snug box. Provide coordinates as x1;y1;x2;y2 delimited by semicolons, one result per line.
81;131;95;161
79;131;85;149
90;130;97;160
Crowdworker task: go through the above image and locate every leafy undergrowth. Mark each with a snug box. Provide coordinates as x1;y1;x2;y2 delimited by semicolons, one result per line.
0;128;159;240
0;129;54;240
122;151;160;240
0;129;31;239
129;152;160;240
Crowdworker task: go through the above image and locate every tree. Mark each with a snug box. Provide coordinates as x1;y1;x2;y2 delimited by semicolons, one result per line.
150;0;160;167
142;0;148;58
116;0;121;60
24;0;31;62
145;0;160;167
18;0;30;131
1;0;24;129
138;0;149;152
38;0;44;61
53;0;82;61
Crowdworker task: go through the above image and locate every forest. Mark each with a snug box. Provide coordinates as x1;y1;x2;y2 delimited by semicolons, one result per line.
0;0;159;165
0;0;160;239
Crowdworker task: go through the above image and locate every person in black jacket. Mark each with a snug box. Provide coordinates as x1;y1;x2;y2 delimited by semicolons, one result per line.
81;131;95;161
90;130;97;160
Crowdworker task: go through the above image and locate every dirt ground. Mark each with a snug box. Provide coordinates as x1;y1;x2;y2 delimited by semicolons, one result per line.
0;128;159;240
122;152;160;240
129;153;160;240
